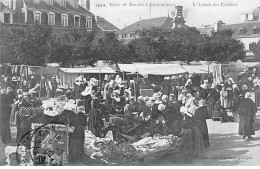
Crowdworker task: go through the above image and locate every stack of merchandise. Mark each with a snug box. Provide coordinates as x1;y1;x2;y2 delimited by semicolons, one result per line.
84;130;183;164
84;130;137;164
41;98;66;115
132;134;182;157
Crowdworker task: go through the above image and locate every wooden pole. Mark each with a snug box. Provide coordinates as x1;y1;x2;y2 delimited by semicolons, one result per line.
39;69;42;98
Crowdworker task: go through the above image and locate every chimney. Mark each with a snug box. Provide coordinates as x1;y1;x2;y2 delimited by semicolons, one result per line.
240;13;248;22
248;13;254;21
214;20;224;32
79;0;90;10
67;0;79;8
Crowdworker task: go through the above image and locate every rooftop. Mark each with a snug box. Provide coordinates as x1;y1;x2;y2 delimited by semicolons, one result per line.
219;21;260;38
96;16;119;31
117;17;174;34
23;0;94;16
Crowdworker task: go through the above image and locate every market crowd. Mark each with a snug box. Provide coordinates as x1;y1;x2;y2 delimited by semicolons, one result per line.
0;67;258;164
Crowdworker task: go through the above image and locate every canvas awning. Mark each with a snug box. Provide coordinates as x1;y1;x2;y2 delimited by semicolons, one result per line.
132;64;187;76
117;64;138;73
182;65;213;74
243;62;260;68
59;67;116;74
229;60;247;71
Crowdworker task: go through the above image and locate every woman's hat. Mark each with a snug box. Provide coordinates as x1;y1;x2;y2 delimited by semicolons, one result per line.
137;96;144;101
12;77;18;81
81;86;92;96
113;90;120;95
129;97;135;101
245;92;252;98
64;99;77;111
144;96;149;102
198;100;207;107
42;99;59;116
17;89;23;95
77;106;85;113
22;92;29;96
29;90;37;94
158;104;166;112
162;95;168;101
75;77;82;86
171;76;177;80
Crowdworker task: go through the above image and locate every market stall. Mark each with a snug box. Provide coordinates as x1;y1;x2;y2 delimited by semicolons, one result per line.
132;64;187;77
58;66;116;88
181;65;213;74
243;62;260;68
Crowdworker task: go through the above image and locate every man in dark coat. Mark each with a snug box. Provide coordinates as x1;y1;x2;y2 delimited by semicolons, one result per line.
238;92;257;140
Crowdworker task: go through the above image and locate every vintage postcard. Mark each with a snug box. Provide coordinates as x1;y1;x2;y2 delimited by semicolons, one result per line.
0;0;260;166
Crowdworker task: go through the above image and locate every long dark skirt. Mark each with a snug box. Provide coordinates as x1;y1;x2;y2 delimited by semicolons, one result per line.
238;115;255;136
17;117;31;149
195;119;210;148
0;107;12;143
191;126;204;156
89;109;104;137
69;127;85;162
207;98;216;118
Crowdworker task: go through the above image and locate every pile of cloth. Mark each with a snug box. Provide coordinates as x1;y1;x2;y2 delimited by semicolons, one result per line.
132;134;182;157
41;98;66;115
84;130;137;164
84;130;183;164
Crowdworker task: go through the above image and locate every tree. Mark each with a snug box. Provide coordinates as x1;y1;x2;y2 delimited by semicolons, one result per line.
129;27;168;63
249;40;260;61
49;28;98;67
0;23;51;66
197;32;245;63
97;32;128;64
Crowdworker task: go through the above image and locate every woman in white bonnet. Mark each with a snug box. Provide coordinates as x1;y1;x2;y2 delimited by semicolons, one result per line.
59;100;87;162
193;99;210;148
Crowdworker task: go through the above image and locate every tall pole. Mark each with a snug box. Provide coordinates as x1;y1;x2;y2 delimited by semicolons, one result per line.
123;71;125;81
39;69;42;98
99;68;101;94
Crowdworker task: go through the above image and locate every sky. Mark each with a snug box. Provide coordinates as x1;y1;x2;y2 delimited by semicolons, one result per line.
90;0;260;29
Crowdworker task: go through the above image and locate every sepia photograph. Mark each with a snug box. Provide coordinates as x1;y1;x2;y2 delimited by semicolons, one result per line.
0;0;260;166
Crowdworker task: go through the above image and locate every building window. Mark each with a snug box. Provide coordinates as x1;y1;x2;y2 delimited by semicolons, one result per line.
239;27;246;35
86;16;92;28
253;27;260;35
48;13;55;25
34;11;41;23
49;0;53;5
74;16;80;27
61;14;68;26
62;0;66;6
34;0;40;3
122;34;127;38
130;34;135;38
4;13;11;23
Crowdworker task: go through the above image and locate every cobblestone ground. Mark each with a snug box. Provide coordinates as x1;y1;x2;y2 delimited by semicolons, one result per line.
1;112;260;166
